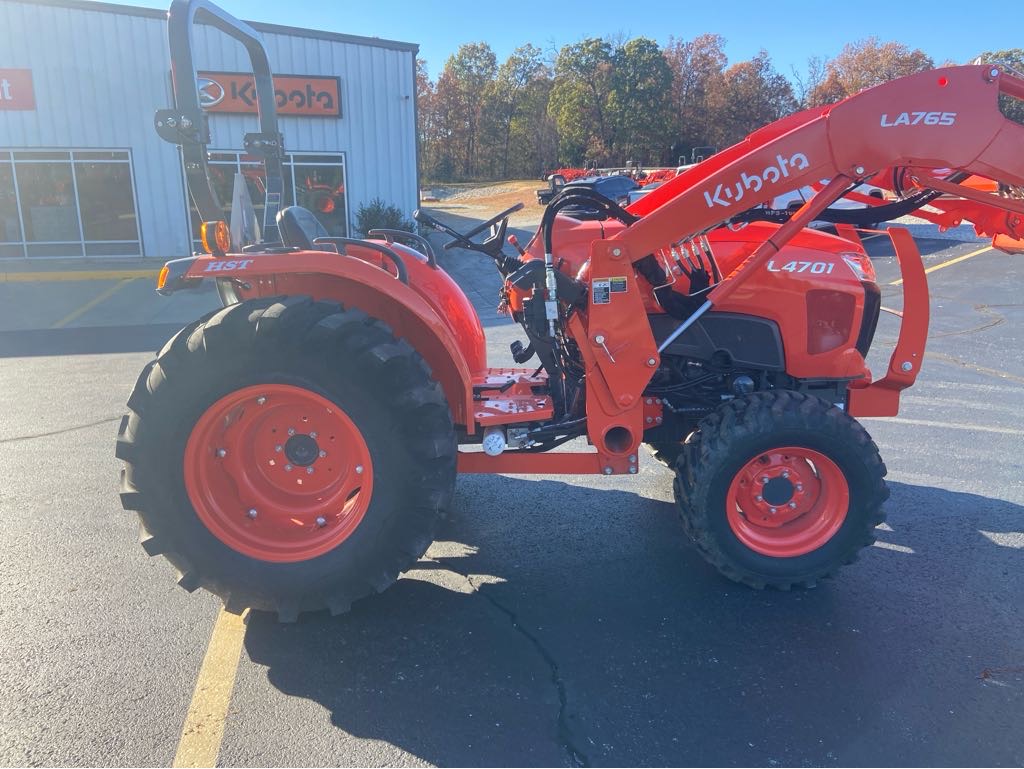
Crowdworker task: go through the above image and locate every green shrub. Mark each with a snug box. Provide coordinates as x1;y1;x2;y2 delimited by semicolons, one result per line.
354;197;415;236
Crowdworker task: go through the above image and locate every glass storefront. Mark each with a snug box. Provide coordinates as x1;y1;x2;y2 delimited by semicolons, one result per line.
0;150;142;258
188;152;347;249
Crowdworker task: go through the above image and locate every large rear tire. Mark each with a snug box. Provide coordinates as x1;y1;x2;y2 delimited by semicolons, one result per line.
674;391;888;589
117;296;457;621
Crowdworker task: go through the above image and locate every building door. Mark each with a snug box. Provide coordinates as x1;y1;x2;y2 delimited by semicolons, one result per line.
0;150;142;258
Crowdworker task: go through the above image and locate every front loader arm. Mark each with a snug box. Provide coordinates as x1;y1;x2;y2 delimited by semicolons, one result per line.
619;65;1024;279
574;65;1024;429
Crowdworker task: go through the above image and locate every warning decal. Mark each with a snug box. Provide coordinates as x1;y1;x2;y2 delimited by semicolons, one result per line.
592;279;611;305
609;276;628;293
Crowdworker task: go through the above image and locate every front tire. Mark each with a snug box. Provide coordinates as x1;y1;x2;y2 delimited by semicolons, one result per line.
117;296;457;621
674;391;888;589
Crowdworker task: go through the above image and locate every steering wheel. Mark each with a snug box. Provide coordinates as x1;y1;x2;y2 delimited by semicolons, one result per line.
414;203;524;251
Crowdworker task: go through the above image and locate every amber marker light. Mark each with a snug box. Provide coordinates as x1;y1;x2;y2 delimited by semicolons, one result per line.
200;220;231;255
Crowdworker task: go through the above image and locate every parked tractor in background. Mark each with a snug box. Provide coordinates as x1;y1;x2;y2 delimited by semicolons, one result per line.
118;0;1024;620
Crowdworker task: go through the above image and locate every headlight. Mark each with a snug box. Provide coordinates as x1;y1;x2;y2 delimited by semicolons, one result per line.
841;251;877;282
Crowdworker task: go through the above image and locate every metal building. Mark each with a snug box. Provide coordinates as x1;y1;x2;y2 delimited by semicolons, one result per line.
0;0;419;259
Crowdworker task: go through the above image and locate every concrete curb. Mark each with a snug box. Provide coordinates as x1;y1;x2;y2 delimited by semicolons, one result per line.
0;269;160;283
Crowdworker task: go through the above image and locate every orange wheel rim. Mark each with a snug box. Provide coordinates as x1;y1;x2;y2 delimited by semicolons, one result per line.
184;384;373;563
726;446;849;558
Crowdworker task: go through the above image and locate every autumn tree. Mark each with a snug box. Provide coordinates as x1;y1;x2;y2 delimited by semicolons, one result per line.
608;38;675;165
709;51;797;147
415;59;442;181
429;68;464;180
483;44;547;178
664;34;727;161
791;55;827;109
975;48;1024;123
441;43;498;178
548;38;615;165
507;75;559;178
809;38;933;105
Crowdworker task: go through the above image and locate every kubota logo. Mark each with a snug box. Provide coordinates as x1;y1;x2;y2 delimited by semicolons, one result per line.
196;77;225;108
703;152;811;208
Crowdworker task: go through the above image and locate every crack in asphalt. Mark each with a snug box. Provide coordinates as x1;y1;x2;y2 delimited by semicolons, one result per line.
429;559;591;767
0;416;121;444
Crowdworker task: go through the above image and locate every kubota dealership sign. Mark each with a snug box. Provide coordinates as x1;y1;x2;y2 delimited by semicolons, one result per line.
196;71;341;117
0;69;35;110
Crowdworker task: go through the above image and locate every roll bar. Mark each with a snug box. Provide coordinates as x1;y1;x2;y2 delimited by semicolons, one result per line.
154;0;284;243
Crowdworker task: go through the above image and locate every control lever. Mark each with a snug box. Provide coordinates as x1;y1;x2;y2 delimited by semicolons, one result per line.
508;234;526;256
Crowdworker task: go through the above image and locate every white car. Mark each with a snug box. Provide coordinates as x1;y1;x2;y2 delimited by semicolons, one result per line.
771;184;886;229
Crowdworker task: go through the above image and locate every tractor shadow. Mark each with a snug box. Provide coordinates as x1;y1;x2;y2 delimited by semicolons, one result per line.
243;477;1024;767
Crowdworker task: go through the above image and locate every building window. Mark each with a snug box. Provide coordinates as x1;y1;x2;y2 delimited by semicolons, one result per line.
187;152;347;250
0;150;142;258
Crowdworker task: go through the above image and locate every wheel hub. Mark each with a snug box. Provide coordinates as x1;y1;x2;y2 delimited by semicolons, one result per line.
761;476;794;506
284;433;319;466
184;384;374;563
726;446;849;557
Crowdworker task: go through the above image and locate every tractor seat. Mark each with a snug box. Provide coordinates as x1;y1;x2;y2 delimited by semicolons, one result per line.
277;206;331;251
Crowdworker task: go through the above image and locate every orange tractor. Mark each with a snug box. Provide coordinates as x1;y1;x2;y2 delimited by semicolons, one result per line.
119;0;1024;620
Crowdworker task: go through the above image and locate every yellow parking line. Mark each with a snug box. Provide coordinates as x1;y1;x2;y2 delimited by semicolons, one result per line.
863;416;1024;437
889;245;992;285
50;279;134;329
173;609;248;769
0;269;159;282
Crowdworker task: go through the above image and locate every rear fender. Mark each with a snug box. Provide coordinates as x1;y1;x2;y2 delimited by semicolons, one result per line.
180;251;479;429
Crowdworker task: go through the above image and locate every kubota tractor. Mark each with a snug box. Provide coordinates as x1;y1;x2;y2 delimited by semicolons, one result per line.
119;0;1024;620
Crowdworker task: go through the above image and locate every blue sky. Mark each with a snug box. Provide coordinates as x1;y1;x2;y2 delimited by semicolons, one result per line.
108;0;1022;81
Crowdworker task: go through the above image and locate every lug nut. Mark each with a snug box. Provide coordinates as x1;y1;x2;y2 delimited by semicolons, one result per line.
789;501;798;509
782;471;790;479
310;431;318;439
275;445;283;453
796;483;804;491
285;464;293;472
306;466;314;475
319;450;327;458
217;448;227;458
770;507;777;514
355;465;364;474
603;466;613;475
287;427;296;436
257;396;266;405
755;495;763;502
761;476;769;483
315;516;326;527
247;508;258;519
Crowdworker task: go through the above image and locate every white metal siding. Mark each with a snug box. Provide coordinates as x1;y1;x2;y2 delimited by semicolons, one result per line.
0;0;417;257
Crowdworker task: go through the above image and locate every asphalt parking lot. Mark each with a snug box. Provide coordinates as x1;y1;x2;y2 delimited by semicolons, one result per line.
0;220;1022;767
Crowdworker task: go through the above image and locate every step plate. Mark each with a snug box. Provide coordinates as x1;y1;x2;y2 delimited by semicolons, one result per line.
472;368;553;427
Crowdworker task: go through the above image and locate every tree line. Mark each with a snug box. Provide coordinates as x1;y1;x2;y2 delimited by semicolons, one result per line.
416;37;1023;183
